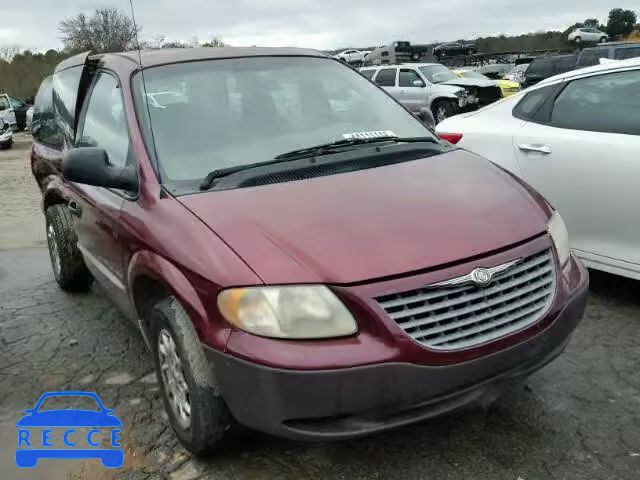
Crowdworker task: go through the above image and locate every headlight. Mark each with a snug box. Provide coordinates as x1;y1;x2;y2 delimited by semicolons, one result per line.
217;285;357;339
548;212;570;267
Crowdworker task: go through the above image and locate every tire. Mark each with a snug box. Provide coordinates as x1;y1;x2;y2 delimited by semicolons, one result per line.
0;140;12;150
574;36;582;44
600;37;608;43
431;99;458;125
150;297;233;456
45;204;92;291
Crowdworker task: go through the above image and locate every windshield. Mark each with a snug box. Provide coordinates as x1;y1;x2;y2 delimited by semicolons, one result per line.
419;65;459;84
134;57;433;188
458;70;489;80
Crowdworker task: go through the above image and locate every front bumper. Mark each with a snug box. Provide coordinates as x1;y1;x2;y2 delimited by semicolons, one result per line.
0;130;12;145
206;268;588;441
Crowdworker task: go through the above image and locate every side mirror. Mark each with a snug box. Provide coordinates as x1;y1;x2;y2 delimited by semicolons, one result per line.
63;147;138;192
412;79;426;88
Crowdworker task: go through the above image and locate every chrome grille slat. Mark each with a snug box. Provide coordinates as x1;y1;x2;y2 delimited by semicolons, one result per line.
408;289;551;336
375;249;556;351
432;313;543;350
378;251;551;310
389;266;553;322
426;301;548;345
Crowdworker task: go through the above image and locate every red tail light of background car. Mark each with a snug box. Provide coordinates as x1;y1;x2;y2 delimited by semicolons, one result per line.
438;133;463;144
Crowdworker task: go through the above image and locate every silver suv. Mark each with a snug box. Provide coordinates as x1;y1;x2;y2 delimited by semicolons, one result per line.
360;65;471;123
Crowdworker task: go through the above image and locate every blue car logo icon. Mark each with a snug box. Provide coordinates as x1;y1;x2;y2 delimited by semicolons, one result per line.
15;391;124;468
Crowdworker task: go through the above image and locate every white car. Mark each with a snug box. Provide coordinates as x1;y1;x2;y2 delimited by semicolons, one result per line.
568;27;608;44
0;93;18;131
335;49;366;64
436;57;640;280
0;118;13;149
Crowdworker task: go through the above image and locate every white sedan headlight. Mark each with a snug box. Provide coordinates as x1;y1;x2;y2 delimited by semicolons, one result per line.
217;285;357;339
548;212;571;267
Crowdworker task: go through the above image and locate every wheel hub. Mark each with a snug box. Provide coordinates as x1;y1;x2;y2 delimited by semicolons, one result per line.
158;329;191;429
46;223;61;279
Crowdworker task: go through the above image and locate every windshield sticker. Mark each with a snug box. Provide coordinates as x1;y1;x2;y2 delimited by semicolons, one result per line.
343;131;396;140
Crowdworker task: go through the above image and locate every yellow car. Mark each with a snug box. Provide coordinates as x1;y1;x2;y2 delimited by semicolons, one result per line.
453;69;521;97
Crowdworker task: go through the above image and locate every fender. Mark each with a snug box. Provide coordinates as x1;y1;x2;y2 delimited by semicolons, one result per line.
127;250;230;351
427;92;460;110
41;176;74;210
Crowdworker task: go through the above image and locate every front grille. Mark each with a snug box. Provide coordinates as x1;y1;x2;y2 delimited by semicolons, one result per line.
375;249;556;351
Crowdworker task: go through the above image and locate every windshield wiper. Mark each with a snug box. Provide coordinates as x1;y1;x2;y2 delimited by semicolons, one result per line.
273;136;438;161
199;136;438;191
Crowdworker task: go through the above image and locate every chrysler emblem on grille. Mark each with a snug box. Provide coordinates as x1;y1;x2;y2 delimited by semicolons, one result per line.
430;258;522;288
470;268;492;286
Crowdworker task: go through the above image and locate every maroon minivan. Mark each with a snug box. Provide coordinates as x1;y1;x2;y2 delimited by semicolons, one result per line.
30;47;588;454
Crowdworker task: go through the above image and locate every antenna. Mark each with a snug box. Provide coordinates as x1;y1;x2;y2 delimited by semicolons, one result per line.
128;0;162;182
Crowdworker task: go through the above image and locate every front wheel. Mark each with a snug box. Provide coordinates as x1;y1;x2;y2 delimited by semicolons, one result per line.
600;36;608;43
573;36;582;44
431;99;458;124
45;204;92;291
151;297;233;456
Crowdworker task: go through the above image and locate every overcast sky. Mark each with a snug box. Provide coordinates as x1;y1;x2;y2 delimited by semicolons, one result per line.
1;1;638;51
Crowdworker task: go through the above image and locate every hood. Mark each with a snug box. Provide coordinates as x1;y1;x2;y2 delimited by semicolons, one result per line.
496;79;521;89
441;77;497;88
179;150;549;285
432;84;465;95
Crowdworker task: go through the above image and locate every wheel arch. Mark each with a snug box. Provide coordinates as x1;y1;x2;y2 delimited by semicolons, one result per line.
43;189;67;210
428;93;458;109
127;250;222;349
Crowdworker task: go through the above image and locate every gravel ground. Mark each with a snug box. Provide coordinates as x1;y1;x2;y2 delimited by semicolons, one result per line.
0;133;46;250
1;136;639;480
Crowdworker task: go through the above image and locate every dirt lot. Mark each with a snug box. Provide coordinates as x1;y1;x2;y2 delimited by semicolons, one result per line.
1;135;639;480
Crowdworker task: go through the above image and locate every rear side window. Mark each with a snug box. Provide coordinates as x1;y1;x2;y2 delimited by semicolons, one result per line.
555;56;577;74
78;73;131;169
551;70;640;136
375;68;397;87
360;69;376;80
512;85;556;121
526;59;553;77
0;95;10;111
577;48;610;67
33;76;62;147
614;46;640;60
52;65;83;145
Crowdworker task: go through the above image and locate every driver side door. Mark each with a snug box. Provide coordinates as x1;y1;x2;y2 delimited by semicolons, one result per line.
397;68;427;113
67;71;133;309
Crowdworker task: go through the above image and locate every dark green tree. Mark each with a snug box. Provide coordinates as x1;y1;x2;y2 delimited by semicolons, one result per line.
605;8;637;38
583;18;600;28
